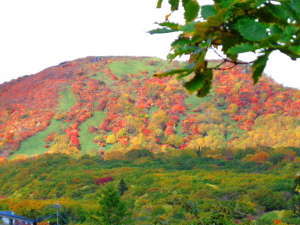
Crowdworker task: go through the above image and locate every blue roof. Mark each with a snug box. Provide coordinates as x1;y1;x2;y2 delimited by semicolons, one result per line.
0;211;14;215
0;211;36;223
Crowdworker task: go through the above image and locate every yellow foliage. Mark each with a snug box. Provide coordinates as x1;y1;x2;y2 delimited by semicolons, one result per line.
153;128;163;136
165;134;184;147
116;128;126;138
47;135;80;155
129;133;145;150
160;144;176;152
233;114;300;149
206;183;219;190
124;115;144;134
0;140;6;148
148;110;168;130
227;103;238;114
103;150;124;160
12;154;29;162
94;135;104;142
106;134;117;144
187;134;225;151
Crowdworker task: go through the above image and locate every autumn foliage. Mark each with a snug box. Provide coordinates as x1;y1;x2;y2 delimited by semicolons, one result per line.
0;57;299;162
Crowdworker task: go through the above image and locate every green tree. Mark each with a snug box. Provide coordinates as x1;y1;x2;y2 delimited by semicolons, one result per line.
96;185;132;225
118;178;128;196
201;211;235;225
152;0;300;96
292;172;300;215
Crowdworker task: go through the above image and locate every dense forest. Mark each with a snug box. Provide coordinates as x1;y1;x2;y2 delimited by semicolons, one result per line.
0;152;299;224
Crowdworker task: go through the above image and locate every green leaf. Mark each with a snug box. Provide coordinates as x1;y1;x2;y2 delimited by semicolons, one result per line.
179;22;197;32
290;0;300;14
234;18;268;41
197;79;212;97
201;5;217;19
269;24;283;37
197;69;213;97
227;43;259;55
268;4;292;22
176;63;196;78
254;0;268;6
170;37;203;57
171;36;192;48
154;68;193;78
157;0;164;8
159;22;180;30
149;28;177;34
184;73;205;92
251;52;270;83
168;45;199;60
214;0;234;8
279;25;298;43
184;69;212;93
268;25;284;42
183;0;200;22
289;46;300;56
182;0;189;8
169;0;180;11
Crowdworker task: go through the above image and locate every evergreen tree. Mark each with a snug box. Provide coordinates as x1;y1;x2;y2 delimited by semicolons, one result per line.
118;178;128;196
96;185;132;225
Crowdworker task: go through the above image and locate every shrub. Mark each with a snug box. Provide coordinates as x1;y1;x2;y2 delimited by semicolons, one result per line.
125;149;153;160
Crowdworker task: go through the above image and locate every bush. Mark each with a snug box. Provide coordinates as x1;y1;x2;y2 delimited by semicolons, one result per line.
125;149;153;160
253;190;288;211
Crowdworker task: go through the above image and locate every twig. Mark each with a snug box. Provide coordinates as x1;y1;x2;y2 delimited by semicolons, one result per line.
209;47;255;70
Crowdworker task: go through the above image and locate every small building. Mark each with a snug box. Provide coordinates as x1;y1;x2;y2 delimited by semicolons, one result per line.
0;211;46;225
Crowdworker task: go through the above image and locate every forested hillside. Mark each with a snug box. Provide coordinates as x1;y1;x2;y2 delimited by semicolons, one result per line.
0;153;299;225
0;57;299;224
0;56;299;162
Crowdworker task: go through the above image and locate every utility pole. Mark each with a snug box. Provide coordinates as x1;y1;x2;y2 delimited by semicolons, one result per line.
52;204;61;225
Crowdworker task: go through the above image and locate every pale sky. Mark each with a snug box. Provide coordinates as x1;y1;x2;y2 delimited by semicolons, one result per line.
0;0;299;89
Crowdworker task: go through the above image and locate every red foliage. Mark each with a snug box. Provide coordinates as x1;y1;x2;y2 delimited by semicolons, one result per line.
70;136;80;146
119;136;129;145
44;133;56;143
171;104;186;113
142;128;152;136
1;56;299;157
88;126;98;133
94;176;114;185
165;126;174;135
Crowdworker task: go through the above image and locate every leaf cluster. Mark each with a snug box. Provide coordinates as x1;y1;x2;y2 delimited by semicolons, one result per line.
152;0;300;96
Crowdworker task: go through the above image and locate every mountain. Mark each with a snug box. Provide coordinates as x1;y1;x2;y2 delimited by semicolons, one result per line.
0;56;299;160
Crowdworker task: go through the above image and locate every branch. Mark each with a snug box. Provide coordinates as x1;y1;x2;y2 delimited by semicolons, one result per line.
209;47;254;70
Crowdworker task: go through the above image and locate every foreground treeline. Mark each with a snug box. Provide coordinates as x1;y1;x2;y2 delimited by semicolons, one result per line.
0;150;299;225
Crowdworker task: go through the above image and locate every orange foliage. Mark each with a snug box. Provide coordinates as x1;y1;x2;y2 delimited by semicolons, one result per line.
0;156;6;164
0;57;299;158
245;152;270;163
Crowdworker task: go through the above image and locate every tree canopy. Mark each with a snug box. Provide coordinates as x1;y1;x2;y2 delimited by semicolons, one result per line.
96;185;132;225
151;0;300;96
